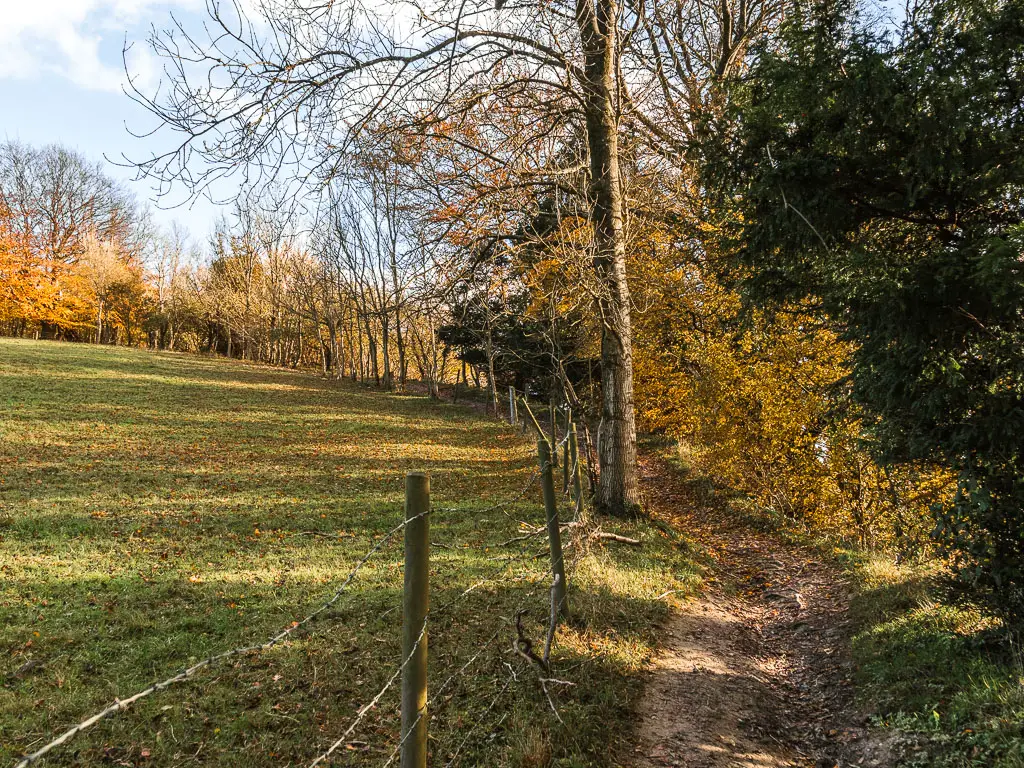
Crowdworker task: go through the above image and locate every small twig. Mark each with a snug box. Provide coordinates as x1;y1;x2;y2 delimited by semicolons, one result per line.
540;679;565;724
514;611;548;672
500;522;581;547
498;530;547;547
655;589;686;600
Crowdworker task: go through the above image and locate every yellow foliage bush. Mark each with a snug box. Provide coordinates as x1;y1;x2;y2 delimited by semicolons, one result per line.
630;228;951;553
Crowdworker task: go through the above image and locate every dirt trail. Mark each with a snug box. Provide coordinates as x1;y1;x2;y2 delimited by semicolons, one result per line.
632;454;894;768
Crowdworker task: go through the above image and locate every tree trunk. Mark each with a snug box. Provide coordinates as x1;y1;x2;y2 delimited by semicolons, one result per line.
327;322;340;377
359;338;366;381
577;0;640;515
366;321;380;386
394;307;407;391
332;322;344;380
391;258;408;391
319;326;330;376
381;314;393;389
426;312;439;398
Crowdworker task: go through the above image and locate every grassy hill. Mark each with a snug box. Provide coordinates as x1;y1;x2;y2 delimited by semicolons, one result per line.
0;339;697;767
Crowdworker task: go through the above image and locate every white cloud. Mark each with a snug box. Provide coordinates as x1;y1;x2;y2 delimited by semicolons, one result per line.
0;1;205;92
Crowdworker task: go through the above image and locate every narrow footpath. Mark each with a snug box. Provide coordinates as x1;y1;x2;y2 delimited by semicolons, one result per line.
632;453;900;768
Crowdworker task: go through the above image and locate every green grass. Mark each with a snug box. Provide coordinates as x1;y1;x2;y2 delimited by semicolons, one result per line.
843;553;1024;767
0;338;699;767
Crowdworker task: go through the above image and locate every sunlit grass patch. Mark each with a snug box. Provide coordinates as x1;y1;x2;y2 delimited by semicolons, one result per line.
848;552;1024;767
0;339;697;767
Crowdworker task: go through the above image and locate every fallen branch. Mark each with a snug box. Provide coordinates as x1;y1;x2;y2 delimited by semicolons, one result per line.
591;531;641;545
514;610;548;673
513;580;570;725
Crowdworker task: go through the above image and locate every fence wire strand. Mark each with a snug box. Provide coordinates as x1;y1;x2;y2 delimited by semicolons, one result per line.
15;458;583;768
306;615;429;768
14;510;430;768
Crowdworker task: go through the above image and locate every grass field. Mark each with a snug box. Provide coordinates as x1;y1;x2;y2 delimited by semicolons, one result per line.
0;339;699;767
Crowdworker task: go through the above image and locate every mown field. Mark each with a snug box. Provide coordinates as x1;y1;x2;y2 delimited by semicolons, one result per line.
0;339;698;767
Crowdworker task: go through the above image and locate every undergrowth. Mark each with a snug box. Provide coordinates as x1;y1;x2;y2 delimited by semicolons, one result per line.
842;553;1024;767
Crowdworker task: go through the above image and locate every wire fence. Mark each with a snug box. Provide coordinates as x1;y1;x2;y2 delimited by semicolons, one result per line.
10;426;595;768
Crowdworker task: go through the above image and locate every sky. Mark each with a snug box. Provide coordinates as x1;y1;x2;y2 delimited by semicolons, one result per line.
0;0;228;241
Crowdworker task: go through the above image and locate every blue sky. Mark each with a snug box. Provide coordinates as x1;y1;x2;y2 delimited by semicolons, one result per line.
0;0;228;240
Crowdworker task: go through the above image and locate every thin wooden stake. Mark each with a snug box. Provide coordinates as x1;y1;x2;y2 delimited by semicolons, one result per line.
537;440;569;619
520;397;546;440
562;432;571;494
562;407;572;493
569;423;583;509
549;398;559;467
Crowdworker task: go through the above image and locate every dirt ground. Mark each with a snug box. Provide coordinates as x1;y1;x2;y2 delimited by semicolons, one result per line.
631;453;899;768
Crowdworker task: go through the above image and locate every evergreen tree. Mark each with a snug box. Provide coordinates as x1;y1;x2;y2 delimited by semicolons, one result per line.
702;0;1024;619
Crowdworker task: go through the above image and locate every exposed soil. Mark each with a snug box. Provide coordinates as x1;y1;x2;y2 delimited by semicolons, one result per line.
632;452;898;768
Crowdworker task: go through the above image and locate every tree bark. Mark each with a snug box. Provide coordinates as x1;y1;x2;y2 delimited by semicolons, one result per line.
577;0;640;515
381;313;393;389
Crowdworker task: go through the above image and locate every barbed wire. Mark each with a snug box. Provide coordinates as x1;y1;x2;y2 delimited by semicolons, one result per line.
434;469;540;518
13;509;430;768
14;458;588;768
374;478;595;767
303;463;560;767
378;628;508;768
379;571;555;768
305;561;553;767
441;673;517;768
381;512;589;768
306;614;429;768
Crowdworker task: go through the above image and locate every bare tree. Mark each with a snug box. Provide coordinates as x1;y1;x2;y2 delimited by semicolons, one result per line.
81;231;129;343
128;0;656;511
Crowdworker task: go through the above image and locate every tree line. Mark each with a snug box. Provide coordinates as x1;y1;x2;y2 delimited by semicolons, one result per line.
0;142;453;394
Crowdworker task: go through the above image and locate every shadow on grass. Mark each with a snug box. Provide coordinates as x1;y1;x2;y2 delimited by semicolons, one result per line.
847;556;1024;767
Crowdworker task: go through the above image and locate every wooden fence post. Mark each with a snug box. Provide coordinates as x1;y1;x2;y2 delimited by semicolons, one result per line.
401;472;429;768
549;398;559;467
562;408;572;494
537;440;569;619
569;423;583;514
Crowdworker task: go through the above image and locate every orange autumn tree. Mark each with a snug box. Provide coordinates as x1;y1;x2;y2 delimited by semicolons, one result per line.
0;200;70;335
0;201;27;329
0;142;154;343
